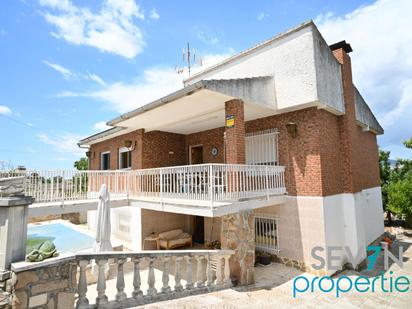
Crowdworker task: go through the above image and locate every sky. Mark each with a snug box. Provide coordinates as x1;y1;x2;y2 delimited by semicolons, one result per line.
0;0;411;169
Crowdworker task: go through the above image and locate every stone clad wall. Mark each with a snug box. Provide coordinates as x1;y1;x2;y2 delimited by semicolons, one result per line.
220;211;255;285
12;259;77;309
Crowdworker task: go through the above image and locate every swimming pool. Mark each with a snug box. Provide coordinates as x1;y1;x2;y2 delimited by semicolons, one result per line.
27;222;95;254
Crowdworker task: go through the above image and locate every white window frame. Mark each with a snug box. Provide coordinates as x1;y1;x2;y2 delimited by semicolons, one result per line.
246;128;279;166
255;213;280;254
118;147;132;170
100;151;111;170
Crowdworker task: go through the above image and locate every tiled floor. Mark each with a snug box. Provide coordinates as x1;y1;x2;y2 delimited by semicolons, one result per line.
134;232;412;308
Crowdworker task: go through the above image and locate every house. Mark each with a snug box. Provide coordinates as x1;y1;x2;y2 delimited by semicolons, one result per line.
78;20;384;284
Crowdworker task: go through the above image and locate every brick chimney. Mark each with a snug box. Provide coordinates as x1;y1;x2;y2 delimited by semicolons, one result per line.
330;40;357;193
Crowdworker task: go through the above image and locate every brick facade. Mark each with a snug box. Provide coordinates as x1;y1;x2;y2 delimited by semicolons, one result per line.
88;49;380;197
185;127;225;164
225;99;246;164
332;48;380;193
89;130;144;170
142;131;186;168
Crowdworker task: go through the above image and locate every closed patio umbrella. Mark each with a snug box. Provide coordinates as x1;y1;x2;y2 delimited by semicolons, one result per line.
93;184;113;252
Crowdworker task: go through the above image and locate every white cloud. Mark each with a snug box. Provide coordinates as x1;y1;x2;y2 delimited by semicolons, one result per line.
149;9;160;20
93;121;111;131
55;51;233;113
82;73;106;86
316;0;412;158
43;61;105;85
69;67;183;113
257;12;268;21
197;29;218;45
43;60;74;79
39;0;145;59
37;133;83;156
0;105;12;115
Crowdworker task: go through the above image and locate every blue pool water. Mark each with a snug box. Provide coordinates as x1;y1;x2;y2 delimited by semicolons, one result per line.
27;223;95;253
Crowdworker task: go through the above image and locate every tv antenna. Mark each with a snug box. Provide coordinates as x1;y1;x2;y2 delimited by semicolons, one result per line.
176;42;202;76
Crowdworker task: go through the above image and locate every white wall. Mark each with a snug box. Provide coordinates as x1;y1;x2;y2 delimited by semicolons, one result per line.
359;187;385;245
186;23;344;115
87;206;142;251
322;187;384;270
255;188;384;272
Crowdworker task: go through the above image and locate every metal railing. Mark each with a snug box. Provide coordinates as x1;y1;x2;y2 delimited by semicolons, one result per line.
255;213;280;254
12;164;286;207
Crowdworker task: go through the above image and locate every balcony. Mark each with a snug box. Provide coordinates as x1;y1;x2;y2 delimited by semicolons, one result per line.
11;164;286;217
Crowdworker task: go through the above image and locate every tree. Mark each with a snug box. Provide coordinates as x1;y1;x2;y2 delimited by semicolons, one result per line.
379;149;392;223
381;137;412;226
387;173;412;226
404;137;412;150
74;158;88;170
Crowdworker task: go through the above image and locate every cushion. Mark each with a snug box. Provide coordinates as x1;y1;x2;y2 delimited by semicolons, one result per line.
168;237;191;247
158;229;183;240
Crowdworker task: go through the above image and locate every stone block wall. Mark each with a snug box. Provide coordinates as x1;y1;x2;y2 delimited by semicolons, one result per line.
12;259;77;309
220;211;255;285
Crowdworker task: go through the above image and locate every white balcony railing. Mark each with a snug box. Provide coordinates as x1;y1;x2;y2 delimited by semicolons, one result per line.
9;164;286;207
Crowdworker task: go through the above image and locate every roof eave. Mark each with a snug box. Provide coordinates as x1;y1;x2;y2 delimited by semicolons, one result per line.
107;81;206;126
78;126;126;147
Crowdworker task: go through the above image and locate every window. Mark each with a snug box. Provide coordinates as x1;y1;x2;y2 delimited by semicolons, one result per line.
255;214;279;254
101;152;110;170
246;129;278;165
118;213;131;233
119;147;132;169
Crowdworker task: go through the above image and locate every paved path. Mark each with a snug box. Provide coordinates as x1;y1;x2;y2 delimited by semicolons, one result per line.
135;232;412;308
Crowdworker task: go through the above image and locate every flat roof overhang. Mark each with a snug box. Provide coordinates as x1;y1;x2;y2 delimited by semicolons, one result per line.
79;77;277;146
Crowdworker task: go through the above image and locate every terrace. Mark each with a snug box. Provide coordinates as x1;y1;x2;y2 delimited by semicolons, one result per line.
10;163;286;218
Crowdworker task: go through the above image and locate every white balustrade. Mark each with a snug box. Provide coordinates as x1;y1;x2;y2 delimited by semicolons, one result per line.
196;255;205;288
96;259;109;306
115;258;127;303
76;259;89;309
215;256;223;287
174;256;183;292
161;256;171;293
132;257;143;301
18;164;285;208
147;257;157;297
185;256;194;290
74;250;234;308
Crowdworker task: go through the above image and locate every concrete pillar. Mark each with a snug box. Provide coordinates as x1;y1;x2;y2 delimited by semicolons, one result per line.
220;210;255;285
224;99;245;164
0;196;33;284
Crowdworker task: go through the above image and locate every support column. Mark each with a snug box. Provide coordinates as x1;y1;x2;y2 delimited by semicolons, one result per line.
132;129;144;170
222;99;254;285
220;210;255;285
224;99;245;164
0;195;33;291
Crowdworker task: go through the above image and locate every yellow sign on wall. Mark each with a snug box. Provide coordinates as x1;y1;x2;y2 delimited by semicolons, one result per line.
226;115;235;128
